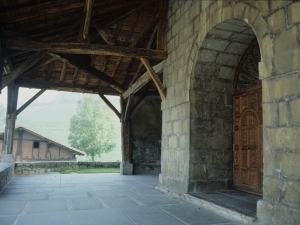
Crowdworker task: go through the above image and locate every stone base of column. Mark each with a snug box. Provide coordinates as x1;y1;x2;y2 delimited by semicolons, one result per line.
1;154;15;163
120;162;133;175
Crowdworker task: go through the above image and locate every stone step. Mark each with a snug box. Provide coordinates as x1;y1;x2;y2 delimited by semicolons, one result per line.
156;187;258;225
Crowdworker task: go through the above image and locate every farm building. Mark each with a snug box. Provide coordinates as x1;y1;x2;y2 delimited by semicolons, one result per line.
0;0;300;224
0;126;85;162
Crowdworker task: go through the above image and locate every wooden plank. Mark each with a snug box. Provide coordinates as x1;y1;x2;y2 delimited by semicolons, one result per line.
59;62;67;82
124;95;132;122
140;58;166;100
1;51;48;90
57;53;125;93
123;61;163;99
3;2;85;24
129;15;159;48
98;93;121;119
46;62;53;80
94;22;115;46
16;89;46;116
83;0;94;40
121;58;135;84
72;67;79;84
111;57;122;78
7;39;168;59
157;0;167;50
125;10;141;45
22;56;57;77
103;1;152;29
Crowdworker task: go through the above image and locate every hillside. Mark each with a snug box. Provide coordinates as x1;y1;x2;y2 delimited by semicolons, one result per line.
0;91;121;162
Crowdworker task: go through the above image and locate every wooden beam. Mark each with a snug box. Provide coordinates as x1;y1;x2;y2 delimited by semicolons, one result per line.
72;67;79;84
2;82;18;155
103;1;152;29
98;93;121;119
16;79;117;94
94;21;115;46
121;24;157;86
121;58;135;85
157;0;167;50
124;95;132;122
125;10;141;46
46;62;53;80
57;53;125;93
1;51;48;90
140;58;166;100
22;56;57;77
83;0;94;40
7;39;168;60
123;61;163;99
3;2;85;24
111;57;122;78
120;96;131;163
59;62;67;82
129;15;159;48
16;89;46;115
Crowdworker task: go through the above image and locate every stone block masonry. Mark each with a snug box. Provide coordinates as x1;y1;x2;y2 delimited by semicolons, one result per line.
0;163;14;192
15;161;120;175
159;1;300;225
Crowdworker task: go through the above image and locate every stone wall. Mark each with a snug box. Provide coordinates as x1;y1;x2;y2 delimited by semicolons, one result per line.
130;96;162;174
159;0;300;224
0;163;14;192
15;161;120;175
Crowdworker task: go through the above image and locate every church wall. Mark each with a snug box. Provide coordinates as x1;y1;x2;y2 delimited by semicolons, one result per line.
160;1;300;224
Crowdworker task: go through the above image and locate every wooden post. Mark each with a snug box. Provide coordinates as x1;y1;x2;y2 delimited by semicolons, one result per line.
120;95;133;175
2;82;19;162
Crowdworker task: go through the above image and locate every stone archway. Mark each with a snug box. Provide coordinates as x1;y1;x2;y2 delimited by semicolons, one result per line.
189;18;261;193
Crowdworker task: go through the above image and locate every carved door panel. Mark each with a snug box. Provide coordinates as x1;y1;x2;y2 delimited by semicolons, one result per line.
233;40;262;195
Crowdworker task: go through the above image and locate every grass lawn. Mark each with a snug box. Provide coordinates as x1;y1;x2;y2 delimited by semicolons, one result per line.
55;167;120;174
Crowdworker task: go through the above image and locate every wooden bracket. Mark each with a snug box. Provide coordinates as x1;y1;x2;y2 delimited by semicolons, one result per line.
140;58;166;100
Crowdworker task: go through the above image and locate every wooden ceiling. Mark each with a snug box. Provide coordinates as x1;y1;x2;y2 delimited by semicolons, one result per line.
0;0;167;97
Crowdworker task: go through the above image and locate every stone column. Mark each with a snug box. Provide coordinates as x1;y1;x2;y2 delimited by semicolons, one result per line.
2;82;19;163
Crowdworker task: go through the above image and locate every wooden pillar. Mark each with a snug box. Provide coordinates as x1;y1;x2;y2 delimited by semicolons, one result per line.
2;82;19;162
120;95;133;175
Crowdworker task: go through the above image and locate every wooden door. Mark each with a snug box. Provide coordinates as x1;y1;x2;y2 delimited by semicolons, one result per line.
233;40;262;195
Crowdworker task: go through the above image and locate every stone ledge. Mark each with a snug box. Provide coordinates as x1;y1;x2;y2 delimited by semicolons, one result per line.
0;163;14;193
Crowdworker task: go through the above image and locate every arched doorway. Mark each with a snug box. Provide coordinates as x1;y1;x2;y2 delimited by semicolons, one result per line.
233;40;262;195
189;18;263;193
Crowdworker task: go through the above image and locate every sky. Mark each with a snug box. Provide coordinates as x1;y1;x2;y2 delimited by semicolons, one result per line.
0;87;59;108
0;87;120;110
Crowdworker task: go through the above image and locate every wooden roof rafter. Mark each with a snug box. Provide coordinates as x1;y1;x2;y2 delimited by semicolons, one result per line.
0;0;168;98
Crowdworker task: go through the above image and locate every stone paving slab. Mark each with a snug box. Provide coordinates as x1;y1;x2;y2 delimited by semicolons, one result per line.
0;173;243;225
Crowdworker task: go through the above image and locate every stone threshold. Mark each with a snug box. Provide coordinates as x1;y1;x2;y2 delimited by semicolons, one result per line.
156;187;258;225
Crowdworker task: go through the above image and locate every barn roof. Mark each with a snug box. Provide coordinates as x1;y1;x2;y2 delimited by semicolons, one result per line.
0;0;167;98
0;126;86;155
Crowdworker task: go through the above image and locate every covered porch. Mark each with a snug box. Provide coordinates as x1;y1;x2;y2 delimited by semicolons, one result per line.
0;172;244;225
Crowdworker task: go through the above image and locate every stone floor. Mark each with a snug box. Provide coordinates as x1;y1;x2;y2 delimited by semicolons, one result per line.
0;173;243;225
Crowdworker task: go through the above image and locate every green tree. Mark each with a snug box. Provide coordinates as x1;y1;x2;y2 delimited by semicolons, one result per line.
68;95;117;161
